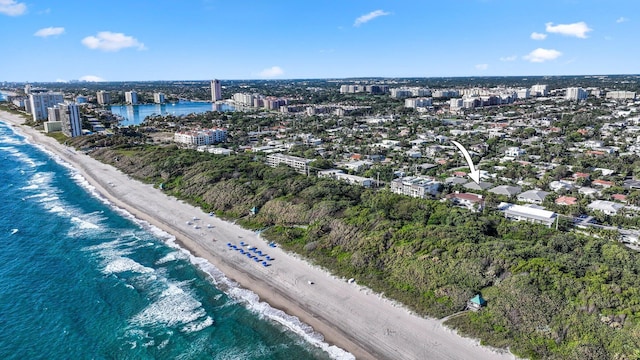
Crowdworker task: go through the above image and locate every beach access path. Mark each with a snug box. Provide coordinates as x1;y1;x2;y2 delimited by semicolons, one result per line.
1;110;517;360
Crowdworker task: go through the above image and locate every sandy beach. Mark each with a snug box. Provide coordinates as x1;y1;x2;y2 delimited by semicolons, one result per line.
1;110;517;360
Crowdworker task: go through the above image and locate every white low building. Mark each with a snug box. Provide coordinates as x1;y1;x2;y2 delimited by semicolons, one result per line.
390;176;441;199
502;204;557;227
266;153;312;175
318;169;375;188
174;128;227;145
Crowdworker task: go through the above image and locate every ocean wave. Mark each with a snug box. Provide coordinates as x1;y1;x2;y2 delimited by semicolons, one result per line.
129;281;210;331
186;255;355;360
155;251;188;265
23;192;50;199
104;257;155;275
0;135;25;146
180;315;213;333
26;171;54;188
2;145;43;167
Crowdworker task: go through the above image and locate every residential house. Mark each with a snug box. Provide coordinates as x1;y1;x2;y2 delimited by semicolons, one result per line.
549;180;574;192
445;177;468;185
488;185;522;197
445;192;484;212
505;147;525;158
587;200;624;216
517;190;550;205
578;187;600;198
463;181;494;191
555;196;578;206
611;194;628;203
338;160;372;172
623;179;640;190
573;172;591;181
592;179;615;188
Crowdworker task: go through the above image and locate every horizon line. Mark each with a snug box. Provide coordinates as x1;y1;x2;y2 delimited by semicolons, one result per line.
4;73;640;84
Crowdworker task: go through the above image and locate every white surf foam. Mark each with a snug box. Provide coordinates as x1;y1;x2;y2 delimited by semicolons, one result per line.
0;135;24;146
180;316;214;333
104;257;155;275
155;251;187;265
129;281;210;331
185;255;354;360
71;216;100;230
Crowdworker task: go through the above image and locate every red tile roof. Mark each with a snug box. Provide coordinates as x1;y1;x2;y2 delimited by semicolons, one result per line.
446;193;484;203
555;196;578;205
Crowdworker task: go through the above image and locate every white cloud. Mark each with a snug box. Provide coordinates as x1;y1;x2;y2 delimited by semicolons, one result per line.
81;31;146;52
34;27;65;37
475;64;488;71
545;22;592;38
499;55;517;62
0;0;26;16
55;79;67;83
523;48;562;63
616;17;628;23
259;66;284;78
530;32;547;40
354;10;390;27
79;75;105;82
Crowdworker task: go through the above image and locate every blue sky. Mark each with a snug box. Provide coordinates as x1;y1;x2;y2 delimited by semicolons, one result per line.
1;0;638;81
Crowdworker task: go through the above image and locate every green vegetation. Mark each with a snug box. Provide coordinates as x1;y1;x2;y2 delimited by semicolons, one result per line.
67;133;640;359
45;132;69;143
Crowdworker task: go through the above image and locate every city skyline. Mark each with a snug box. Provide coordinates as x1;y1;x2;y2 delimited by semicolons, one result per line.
1;0;639;82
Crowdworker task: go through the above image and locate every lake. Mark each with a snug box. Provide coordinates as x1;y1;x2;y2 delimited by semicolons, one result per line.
110;102;235;126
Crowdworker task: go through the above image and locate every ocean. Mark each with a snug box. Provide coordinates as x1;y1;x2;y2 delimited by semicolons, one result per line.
0;120;347;359
110;102;235;127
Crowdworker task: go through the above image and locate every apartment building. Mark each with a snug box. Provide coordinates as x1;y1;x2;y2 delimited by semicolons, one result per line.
29;92;64;121
266;153;312;175
96;90;111;105
174;128;227;145
390;176;441;199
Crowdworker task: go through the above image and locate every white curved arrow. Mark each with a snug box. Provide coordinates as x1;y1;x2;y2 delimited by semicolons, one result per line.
451;140;480;184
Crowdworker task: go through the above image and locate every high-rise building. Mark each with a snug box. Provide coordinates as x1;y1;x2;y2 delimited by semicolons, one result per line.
566;87;588;101
211;79;222;101
531;84;548;97
97;90;111;105
29;92;64;122
516;88;530;99
153;92;165;104
59;103;82;137
605;91;636;100
125;91;138;105
47;105;61;122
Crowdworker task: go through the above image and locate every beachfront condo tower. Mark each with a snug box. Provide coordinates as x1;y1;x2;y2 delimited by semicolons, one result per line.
59;103;82;137
29;92;64;122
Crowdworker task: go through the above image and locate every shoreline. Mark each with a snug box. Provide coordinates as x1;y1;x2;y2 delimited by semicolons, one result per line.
1;110;516;360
